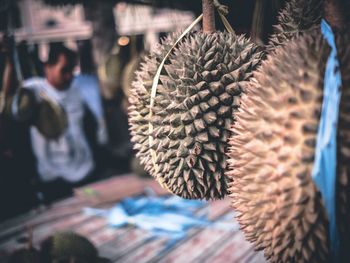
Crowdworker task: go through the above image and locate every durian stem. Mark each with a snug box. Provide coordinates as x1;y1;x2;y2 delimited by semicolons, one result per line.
202;0;215;33
324;0;346;29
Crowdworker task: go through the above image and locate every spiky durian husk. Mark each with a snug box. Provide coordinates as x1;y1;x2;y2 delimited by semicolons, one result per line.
227;30;330;262
40;232;98;263
268;0;323;49
122;54;144;99
129;32;264;200
129;32;182;188
336;30;350;261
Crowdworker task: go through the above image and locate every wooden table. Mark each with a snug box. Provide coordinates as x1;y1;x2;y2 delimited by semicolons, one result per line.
0;175;266;263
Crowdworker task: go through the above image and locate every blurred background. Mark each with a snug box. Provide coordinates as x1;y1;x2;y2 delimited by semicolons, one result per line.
0;0;284;262
0;0;284;221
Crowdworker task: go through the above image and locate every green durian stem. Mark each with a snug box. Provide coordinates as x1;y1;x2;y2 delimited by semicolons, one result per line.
202;0;216;33
324;0;346;29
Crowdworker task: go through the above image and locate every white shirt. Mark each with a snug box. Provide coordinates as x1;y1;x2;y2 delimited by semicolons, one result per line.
73;74;108;145
16;78;94;183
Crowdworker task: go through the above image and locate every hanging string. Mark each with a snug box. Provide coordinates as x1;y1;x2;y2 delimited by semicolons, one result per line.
147;1;235;186
251;0;264;45
148;14;203;189
213;0;235;34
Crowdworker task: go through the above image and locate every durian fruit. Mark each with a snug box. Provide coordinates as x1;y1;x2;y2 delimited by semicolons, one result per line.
40;232;98;263
34;96;68;140
268;0;323;49
131;156;149;178
98;45;123;100
227;30;331;262
335;30;350;261
129;32;181;180
3;89;67;139
129;31;264;200
122;53;144;100
11;88;38;123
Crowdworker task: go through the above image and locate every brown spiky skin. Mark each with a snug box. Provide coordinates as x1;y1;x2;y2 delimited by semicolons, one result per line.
268;0;323;49
227;30;330;262
129;32;264;200
129;32;182;188
336;30;350;262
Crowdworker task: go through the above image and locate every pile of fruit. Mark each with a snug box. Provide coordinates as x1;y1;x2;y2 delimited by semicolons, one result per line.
129;0;350;262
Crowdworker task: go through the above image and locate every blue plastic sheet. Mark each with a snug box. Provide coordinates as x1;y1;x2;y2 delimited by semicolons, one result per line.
311;19;342;261
83;194;209;240
84;192;237;253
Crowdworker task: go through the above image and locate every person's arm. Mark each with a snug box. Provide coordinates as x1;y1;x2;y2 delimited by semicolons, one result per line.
1;35;40;124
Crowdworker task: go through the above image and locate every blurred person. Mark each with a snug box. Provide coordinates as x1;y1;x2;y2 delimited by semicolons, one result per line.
77;40;132;178
73;40;111;178
74;40;108;146
101;43;134;177
104;88;133;176
7;44;104;204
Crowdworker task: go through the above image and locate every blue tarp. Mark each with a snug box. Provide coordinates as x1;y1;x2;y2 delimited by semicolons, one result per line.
83;191;238;252
83;192;237;251
311;20;342;261
84;194;208;239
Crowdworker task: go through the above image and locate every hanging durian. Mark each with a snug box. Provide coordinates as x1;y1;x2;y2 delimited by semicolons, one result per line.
121;34;144;100
98;44;123;100
227;30;332;262
9;89;38;124
129;0;264;199
131;156;150;178
34;95;68;140
3;90;67;140
122;55;143;98
268;0;323;49
129;30;182;179
40;232;98;263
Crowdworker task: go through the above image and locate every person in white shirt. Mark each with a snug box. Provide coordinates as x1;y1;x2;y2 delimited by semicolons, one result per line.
12;45;101;203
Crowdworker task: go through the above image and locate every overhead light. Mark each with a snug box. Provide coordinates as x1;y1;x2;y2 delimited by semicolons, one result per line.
118;36;130;46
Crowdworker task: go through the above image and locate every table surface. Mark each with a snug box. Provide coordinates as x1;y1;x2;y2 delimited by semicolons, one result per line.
0;175;267;263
